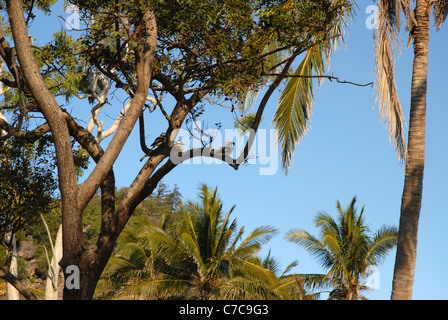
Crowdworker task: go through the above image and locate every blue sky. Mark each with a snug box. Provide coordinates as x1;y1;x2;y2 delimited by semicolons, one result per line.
25;1;448;299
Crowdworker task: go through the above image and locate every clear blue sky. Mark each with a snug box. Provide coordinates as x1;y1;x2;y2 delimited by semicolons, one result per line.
27;1;448;300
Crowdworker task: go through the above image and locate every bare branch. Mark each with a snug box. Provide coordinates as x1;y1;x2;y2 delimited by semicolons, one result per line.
138;113;152;155
0;117;50;140
78;9;158;212
264;73;373;87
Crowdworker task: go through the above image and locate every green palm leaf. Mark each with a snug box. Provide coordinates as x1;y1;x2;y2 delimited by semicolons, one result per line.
116;278;190;300
286;228;333;268
286;197;398;300
365;225;398;265
273;46;316;172
232;225;278;258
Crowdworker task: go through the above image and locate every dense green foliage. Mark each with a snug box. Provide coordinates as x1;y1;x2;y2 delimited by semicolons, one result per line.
0;135;57;238
0;181;181;296
94;188;397;300
96;184;281;300
0;0;402;300
0;179;397;300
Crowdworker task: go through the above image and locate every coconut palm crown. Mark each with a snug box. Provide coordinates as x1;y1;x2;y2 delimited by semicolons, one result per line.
286;197;398;300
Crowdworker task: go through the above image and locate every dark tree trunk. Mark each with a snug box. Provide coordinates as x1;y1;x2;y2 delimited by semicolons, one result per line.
391;0;430;300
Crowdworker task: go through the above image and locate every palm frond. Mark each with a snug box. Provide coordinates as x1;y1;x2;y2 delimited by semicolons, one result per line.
104;256;140;275
261;249;283;275
286;228;333;268
314;210;342;252
278;273;329;299
273;42;323;172
434;0;448;29
220;276;280;300
232;225;278;258
374;0;408;163
115;278;190;300
271;0;351;172
213;207;237;258
179;232;205;273
365;225;398;266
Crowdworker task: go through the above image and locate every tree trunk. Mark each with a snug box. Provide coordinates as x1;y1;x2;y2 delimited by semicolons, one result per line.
45;224;63;300
391;0;430;300
6;0;158;300
6;234;20;300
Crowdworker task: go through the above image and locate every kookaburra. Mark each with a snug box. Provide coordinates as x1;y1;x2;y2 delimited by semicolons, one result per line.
218;141;235;156
174;140;183;152
140;133;167;162
151;132;166;149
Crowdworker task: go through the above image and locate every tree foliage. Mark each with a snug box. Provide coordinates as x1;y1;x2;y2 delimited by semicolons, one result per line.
286;197;398;300
0;0;354;299
0;135;57;238
97;184;280;300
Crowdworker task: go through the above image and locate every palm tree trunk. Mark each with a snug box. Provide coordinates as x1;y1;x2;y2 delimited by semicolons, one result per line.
391;0;430;300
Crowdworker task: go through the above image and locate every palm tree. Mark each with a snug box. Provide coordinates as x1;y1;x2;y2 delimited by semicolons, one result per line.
373;0;447;299
286;197;398;300
258;0;446;300
94;214;176;299
99;184;279;300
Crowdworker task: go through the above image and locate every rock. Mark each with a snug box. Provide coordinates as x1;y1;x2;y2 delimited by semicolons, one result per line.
18;241;37;261
26;259;38;277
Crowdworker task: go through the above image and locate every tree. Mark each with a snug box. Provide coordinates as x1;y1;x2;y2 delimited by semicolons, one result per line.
0;0;351;299
99;184;279;300
372;0;447;299
286;197;398;300
0;135;57;300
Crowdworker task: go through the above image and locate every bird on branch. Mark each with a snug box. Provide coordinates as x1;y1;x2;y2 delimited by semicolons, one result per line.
169;140;184;159
151;132;166;149
173;140;183;153
140;133;166;162
216;141;235;157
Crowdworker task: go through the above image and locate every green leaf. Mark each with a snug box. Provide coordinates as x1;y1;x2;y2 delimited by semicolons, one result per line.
273;41;325;172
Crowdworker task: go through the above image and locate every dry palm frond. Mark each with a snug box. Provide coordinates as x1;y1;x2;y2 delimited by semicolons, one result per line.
373;0;408;163
433;0;448;29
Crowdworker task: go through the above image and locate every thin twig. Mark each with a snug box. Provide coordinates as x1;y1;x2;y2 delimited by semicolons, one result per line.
264;73;373;87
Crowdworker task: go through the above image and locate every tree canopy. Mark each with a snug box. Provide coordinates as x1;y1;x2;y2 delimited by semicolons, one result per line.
0;0;353;299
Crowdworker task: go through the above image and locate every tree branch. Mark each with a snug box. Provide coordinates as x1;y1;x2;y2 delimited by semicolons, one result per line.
0;265;37;300
6;1;80;264
138;113;152;155
0;118;50;141
232;48;303;169
264;73;374;87
115;153;168;231
77;10;157;211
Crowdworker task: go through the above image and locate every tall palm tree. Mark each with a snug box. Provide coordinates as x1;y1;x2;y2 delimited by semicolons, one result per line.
373;0;447;299
99;184;279;300
286;197;398;300
259;0;446;300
